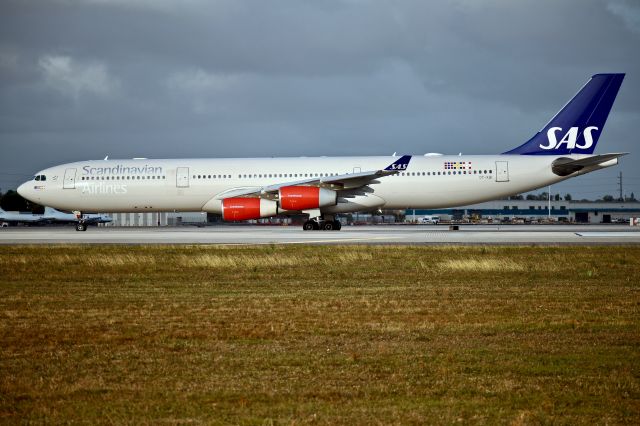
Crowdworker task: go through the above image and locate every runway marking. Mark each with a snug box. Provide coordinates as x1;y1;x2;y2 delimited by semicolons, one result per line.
575;232;640;237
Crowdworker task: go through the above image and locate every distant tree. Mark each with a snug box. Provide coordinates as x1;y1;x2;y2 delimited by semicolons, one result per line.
509;194;523;200
0;190;43;213
0;190;29;211
602;195;615;202
564;193;572;201
526;194;537;200
554;193;561;201
631;192;637;202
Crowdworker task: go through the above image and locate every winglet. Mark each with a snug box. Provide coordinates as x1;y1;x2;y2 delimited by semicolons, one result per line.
384;155;412;171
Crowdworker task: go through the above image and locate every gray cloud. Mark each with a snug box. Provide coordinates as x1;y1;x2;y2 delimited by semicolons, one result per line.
1;0;639;198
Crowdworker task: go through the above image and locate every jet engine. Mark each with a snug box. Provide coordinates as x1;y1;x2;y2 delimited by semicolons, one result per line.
279;186;337;211
222;198;278;221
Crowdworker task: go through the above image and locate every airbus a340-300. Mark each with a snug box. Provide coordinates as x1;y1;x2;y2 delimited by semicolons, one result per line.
18;74;627;231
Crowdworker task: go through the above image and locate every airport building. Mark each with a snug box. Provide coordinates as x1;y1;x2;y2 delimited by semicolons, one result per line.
107;212;212;226
408;200;640;223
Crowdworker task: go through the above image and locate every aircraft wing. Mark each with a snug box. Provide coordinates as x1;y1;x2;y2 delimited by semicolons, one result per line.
552;153;628;176
214;155;412;200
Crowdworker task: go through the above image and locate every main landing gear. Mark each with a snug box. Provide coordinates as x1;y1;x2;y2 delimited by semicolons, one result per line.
302;217;342;231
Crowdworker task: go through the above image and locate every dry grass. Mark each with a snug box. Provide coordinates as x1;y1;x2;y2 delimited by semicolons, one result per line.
438;257;526;272
0;244;639;424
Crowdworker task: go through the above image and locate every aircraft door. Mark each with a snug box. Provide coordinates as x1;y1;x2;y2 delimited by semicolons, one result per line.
495;161;509;182
63;168;76;189
176;167;190;188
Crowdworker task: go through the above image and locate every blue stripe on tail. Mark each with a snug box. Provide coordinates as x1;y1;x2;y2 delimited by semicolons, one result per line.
503;73;624;155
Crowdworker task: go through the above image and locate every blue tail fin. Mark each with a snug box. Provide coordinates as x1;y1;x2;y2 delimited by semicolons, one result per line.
503;73;624;155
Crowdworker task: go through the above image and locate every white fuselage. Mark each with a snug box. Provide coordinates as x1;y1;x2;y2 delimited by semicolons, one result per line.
18;154;604;215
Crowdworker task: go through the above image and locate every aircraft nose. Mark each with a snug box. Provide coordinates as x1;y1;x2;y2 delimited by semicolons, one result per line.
17;182;32;200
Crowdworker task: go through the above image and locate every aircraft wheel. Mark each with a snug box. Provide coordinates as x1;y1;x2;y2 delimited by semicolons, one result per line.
323;221;334;231
333;221;342;231
76;222;87;232
302;221;315;231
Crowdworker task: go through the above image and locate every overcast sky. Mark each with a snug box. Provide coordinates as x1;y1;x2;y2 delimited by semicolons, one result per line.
1;0;639;199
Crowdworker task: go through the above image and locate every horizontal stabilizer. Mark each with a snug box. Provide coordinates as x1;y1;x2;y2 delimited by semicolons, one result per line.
551;153;627;176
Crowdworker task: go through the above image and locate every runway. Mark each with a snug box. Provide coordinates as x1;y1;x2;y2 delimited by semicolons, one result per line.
1;224;640;245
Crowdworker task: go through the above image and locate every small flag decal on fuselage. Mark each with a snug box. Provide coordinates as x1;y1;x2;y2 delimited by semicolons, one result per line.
444;161;472;170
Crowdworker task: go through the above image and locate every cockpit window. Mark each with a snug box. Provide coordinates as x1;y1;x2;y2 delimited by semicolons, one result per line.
41;175;46;181
35;175;40;181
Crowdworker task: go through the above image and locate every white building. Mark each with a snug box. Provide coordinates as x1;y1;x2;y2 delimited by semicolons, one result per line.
107;212;207;227
411;200;640;223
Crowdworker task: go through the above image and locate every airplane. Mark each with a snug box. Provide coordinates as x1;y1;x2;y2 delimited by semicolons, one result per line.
0;207;47;227
18;73;627;232
42;206;112;225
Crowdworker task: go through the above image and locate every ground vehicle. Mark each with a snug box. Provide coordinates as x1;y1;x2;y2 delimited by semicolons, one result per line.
420;216;440;224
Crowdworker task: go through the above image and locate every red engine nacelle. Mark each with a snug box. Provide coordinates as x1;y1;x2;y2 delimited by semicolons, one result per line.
222;198;278;221
279;186;337;211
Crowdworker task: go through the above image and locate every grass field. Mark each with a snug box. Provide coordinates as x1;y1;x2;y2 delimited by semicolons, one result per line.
1;245;639;424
